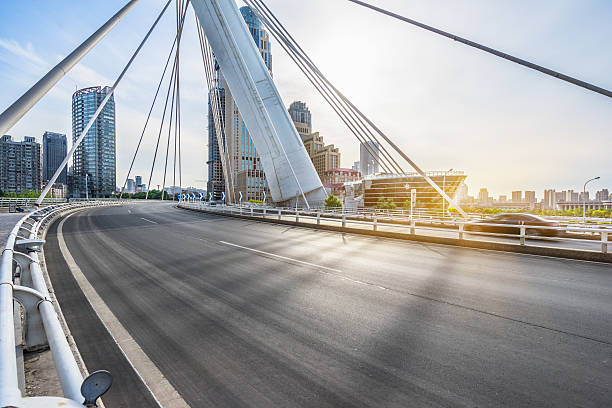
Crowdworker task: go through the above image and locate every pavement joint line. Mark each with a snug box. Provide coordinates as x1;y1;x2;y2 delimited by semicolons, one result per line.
140;217;158;224
219;240;343;273
57;213;188;408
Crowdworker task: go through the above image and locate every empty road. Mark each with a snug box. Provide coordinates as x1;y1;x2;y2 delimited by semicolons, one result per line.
44;203;612;407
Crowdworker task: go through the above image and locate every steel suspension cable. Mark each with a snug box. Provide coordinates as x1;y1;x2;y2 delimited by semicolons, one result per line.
347;0;612;99
37;0;173;205
246;0;467;217
120;1;189;199
246;0;404;175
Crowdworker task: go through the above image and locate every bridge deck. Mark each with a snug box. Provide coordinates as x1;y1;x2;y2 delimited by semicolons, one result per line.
44;203;612;407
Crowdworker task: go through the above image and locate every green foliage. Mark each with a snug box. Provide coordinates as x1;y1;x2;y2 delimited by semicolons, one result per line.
248;199;264;204
127;190;170;200
1;190;42;198
376;197;396;210
402;199;411;209
452;206;612;219
324;194;343;209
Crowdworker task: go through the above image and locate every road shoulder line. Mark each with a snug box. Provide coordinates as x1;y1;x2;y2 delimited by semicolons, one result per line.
57;214;188;408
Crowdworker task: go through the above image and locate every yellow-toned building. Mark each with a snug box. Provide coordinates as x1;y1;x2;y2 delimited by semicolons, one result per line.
301;132;340;177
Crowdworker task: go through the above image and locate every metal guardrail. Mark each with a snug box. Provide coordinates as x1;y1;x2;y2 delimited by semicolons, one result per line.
1;201;120;407
179;201;610;255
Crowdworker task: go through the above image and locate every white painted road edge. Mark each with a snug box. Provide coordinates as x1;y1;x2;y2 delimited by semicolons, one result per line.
57;214;188;408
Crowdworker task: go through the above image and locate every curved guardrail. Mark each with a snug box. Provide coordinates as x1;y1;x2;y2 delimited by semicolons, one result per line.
179;201;610;256
0;201;120;408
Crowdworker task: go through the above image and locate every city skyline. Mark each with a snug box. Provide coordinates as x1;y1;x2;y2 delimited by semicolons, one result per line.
0;0;610;197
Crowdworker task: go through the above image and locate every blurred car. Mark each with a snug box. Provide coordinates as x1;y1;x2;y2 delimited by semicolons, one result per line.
465;213;559;237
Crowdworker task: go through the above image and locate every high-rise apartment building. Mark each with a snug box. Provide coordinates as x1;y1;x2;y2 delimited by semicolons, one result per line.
219;6;271;202
288;101;312;139
42;131;67;184
126;178;135;194
511;190;522;202
478;188;489;204
360;141;380;176
0;135;41;192
596;189;609;201
524;190;536;203
71;86;116;197
543;189;556;209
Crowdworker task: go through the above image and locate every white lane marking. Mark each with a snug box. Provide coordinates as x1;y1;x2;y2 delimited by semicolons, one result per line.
57;215;188;408
128;209;132;214
140;217;158;224
219;240;342;272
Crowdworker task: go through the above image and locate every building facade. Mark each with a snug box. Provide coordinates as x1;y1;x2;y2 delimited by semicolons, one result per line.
219;6;271;202
302;132;340;176
288;101;312;139
321;167;361;197
360;141;380;176
0;135;41;193
207;87;226;201
42;131;67;184
71;86;116;197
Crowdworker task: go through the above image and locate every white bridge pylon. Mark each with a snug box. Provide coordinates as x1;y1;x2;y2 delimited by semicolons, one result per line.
191;0;325;206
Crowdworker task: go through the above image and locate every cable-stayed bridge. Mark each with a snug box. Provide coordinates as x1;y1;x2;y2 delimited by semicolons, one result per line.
0;1;611;407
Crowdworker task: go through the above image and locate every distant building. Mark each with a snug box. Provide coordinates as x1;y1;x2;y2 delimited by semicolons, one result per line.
478;188;490;204
0;135;42;193
207;87;226;201
579;191;589;202
352;161;360;172
596;189;609;202
359;141;379;176
498;195;507;202
543;189;556;209
135;175;146;193
126;178;135;194
321;167;360;197
71;86;116;197
511;190;522;203
345;171;467;209
524;190;536;203
288;101;312;139
302;132;340;176
42;131;67;184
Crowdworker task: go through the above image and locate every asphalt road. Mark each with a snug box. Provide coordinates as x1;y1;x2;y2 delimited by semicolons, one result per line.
45;202;612;407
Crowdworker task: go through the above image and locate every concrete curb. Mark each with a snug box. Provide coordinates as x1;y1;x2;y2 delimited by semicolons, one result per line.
180;205;612;264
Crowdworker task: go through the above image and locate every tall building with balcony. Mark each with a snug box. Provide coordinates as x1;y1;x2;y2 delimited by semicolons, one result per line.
288;101;312;139
360;141;380;176
42;131;67;184
219;6;271;202
71;86;116;197
511;190;522;203
524;190;536;203
207;87;226;201
543;189;557;209
0;135;41;193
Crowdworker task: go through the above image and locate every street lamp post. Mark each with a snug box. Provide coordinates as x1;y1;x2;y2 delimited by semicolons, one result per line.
583;176;600;222
85;174;89;201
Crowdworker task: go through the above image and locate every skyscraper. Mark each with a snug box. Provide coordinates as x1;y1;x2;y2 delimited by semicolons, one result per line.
288;101;312;139
220;6;271;202
0;135;41;192
543;189;556;209
512;190;522;202
360;141;380;176
71;86;116;197
42;131;67;184
207;86;226;200
524;190;536;203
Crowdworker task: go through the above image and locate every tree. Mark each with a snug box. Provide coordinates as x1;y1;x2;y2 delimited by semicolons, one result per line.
324;194;342;209
402;199;411;209
376;197;396;210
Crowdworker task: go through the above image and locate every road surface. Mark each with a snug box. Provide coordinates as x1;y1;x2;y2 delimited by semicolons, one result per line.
44;203;612;407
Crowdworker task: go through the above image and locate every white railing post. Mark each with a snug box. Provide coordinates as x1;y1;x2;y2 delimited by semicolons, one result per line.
459;223;464;240
342;214;346;228
317;211;321;225
520;225;526;245
373;215;377;231
602;231;608;254
250;207;253;217
296;210;299;223
410;219;415;235
262;208;266;218
278;209;281;220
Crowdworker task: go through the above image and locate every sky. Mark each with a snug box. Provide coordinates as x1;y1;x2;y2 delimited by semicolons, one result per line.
0;0;611;198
